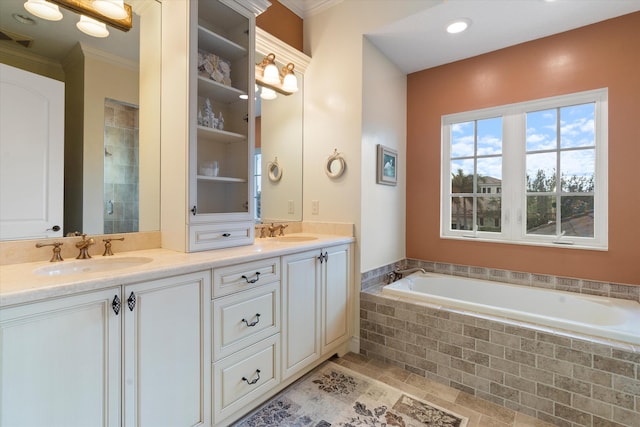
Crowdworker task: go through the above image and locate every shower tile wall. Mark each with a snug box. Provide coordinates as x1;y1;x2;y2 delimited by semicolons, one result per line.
104;99;139;234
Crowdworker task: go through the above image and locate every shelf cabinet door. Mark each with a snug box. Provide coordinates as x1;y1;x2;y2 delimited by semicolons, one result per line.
123;271;211;427
189;0;255;229
0;288;121;427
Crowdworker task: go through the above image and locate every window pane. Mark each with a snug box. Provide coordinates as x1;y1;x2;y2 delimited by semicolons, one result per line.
477;117;502;155
478;196;501;232
450;162;474;194
450;196;473;230
560;103;595;148
451;121;474;158
527;195;556;235
526;109;556;152
477;158;502;192
526;152;556;192
561;196;594;237
561;149;594;193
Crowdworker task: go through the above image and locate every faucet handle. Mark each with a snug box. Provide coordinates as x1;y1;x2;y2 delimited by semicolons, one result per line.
102;237;125;256
35;242;64;262
278;224;288;236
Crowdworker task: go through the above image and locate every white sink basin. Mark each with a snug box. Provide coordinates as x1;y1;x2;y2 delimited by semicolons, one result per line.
273;235;318;242
35;257;153;276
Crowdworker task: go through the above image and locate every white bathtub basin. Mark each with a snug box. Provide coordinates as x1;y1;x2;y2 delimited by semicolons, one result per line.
35;257;153;276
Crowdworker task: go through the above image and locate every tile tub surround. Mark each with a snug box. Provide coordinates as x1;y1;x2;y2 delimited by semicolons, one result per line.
359;290;640;427
361;259;640;303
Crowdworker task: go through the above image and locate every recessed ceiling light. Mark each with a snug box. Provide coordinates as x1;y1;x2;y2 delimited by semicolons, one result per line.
447;18;471;34
13;13;37;25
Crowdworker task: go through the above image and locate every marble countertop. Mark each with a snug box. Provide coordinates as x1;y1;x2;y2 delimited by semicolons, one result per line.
0;234;354;307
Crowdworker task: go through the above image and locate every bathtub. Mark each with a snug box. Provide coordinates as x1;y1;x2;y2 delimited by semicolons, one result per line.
383;273;640;346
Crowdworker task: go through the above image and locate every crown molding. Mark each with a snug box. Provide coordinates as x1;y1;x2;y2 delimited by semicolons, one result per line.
278;0;343;18
256;27;310;73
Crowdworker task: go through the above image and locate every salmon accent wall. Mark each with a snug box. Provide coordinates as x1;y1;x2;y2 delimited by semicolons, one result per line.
406;12;640;286
257;0;303;51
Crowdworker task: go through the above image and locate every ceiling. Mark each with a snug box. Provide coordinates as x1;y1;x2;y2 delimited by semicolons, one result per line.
281;0;640;74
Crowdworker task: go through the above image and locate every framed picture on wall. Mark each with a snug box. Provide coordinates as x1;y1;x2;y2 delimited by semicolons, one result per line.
376;144;397;186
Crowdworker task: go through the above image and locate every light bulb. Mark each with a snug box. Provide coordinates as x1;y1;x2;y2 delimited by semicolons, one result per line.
93;0;128;20
282;68;298;93
260;87;277;100
262;63;280;85
446;18;471;34
77;15;109;38
23;0;63;21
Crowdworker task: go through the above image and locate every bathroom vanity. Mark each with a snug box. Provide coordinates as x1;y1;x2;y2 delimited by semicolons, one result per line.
0;233;354;427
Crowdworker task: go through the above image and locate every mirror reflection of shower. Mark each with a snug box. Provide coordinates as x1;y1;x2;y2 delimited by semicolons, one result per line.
103;98;139;233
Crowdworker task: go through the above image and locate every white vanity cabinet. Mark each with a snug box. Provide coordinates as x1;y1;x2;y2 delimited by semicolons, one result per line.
211;257;281;424
0;270;211;427
281;243;352;380
0;288;121;427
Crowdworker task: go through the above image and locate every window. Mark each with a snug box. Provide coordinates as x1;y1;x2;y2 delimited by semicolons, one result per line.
441;89;608;250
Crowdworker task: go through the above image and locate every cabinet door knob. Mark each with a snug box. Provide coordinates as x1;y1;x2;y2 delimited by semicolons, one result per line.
241;272;260;284
242;369;261;385
112;295;121;315
127;291;136;311
241;313;261;327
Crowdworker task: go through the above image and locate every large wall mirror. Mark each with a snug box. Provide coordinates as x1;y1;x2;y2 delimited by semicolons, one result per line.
0;0;160;241
255;28;309;224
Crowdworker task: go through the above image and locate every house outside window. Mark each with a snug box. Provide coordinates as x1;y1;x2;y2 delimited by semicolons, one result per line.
441;89;608;250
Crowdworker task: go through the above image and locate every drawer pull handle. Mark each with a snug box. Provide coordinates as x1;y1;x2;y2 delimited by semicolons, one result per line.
242;369;261;385
241;272;260;284
222;233;231;237
241;313;261;327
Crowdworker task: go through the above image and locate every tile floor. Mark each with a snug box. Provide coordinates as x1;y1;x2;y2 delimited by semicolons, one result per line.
331;352;556;427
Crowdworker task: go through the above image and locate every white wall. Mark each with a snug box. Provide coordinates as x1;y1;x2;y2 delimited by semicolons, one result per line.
303;1;424;273
360;38;406;272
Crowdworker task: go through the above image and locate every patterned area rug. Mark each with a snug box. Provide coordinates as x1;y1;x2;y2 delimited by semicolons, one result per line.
233;361;468;427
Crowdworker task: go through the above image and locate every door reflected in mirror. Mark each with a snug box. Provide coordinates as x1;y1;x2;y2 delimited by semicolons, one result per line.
0;0;161;241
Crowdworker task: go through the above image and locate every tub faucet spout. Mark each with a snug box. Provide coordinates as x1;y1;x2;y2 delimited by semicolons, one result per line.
386;266;426;284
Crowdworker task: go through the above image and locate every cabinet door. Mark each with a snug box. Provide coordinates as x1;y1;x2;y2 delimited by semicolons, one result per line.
123;271;211;427
189;0;254;227
0;288;121;427
281;250;321;380
321;244;351;353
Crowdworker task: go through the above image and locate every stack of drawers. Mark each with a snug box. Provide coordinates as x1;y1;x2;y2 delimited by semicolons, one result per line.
211;257;281;423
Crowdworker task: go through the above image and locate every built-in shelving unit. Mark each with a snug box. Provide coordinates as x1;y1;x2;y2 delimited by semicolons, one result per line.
188;0;257;251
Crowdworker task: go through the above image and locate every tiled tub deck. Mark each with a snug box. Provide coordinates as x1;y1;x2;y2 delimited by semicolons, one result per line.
360;288;640;427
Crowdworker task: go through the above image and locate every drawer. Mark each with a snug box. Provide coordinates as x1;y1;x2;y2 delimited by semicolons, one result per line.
213;282;280;361
213;257;280;297
213;334;280;423
189;222;254;252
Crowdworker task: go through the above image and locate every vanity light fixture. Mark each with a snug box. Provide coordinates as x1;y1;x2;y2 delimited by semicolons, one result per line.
77;14;109;37
256;53;299;96
260;87;277;100
25;0;133;33
92;0;128;20
446;18;471;34
23;0;63;21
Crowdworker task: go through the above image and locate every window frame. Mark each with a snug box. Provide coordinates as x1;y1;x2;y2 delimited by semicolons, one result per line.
441;88;608;250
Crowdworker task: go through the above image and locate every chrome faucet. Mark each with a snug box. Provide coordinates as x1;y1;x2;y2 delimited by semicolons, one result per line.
386;266;427;283
75;234;95;259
